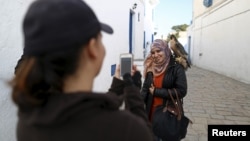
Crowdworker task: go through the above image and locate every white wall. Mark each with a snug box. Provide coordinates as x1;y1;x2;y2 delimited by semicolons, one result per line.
133;1;146;60
143;0;159;58
85;0;131;92
84;0;146;91
0;0;150;141
191;0;250;84
0;0;34;141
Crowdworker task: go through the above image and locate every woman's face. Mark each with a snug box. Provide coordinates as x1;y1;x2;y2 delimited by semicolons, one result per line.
150;47;166;64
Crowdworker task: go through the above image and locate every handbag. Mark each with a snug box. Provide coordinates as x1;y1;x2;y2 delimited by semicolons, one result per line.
152;89;192;141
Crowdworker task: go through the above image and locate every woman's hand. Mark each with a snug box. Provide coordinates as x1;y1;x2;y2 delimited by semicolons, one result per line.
114;64;142;88
114;64;121;79
114;64;139;79
149;84;155;95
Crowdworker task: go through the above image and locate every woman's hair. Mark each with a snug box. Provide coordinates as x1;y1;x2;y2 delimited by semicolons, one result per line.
10;34;99;107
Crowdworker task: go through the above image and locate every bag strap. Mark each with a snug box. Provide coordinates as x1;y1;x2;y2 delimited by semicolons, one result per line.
173;88;183;114
168;89;182;120
173;88;193;124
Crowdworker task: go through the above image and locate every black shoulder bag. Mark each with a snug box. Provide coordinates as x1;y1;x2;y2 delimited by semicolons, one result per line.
152;89;192;141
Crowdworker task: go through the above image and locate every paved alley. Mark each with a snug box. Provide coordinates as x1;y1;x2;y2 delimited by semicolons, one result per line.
182;66;250;141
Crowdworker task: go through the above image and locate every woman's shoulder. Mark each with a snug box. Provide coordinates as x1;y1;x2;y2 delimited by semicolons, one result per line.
169;57;182;69
170;58;187;70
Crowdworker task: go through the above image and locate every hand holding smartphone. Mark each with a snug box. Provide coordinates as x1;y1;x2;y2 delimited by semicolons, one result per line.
120;53;133;78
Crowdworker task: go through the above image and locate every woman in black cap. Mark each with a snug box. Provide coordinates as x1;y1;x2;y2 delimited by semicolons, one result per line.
10;0;154;141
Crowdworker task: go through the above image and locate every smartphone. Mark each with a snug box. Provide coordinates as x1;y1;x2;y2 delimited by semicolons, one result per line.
120;53;133;77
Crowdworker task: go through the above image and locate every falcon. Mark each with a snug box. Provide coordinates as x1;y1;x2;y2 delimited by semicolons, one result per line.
169;35;191;70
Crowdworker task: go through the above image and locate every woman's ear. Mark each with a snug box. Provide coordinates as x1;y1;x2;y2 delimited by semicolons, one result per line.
86;38;98;59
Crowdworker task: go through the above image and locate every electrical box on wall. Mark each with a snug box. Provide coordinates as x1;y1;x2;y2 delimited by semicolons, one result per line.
203;0;212;7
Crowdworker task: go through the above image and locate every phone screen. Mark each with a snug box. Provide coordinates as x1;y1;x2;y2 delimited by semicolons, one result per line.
120;57;132;76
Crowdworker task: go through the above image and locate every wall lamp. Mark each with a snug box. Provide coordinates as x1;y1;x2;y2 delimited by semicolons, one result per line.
132;3;137;10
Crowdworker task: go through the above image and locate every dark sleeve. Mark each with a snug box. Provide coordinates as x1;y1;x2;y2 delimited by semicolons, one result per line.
108;71;142;95
108;77;125;96
123;85;154;138
141;79;149;103
154;65;187;99
140;87;149;103
109;75;153;138
140;71;153;102
124;86;147;119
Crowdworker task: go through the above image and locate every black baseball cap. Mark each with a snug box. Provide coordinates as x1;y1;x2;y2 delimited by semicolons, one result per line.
23;0;113;56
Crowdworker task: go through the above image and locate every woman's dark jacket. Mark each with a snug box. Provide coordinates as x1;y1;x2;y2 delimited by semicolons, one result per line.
141;55;187;116
16;77;154;141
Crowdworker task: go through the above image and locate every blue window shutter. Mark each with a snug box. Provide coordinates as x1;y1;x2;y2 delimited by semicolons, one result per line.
203;0;212;7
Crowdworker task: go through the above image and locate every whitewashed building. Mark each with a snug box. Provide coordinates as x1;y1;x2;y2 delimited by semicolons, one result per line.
143;0;159;58
0;0;158;140
188;0;250;84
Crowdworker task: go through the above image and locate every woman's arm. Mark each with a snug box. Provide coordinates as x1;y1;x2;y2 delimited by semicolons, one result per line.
140;71;153;102
122;74;153;138
108;70;153;138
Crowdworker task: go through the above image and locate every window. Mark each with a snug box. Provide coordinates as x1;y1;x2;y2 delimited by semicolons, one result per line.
203;0;212;7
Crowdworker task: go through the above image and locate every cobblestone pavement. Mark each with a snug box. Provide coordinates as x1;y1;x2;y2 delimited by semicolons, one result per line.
182;66;250;141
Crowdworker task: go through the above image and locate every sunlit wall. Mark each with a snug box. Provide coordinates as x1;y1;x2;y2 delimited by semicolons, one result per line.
190;0;250;84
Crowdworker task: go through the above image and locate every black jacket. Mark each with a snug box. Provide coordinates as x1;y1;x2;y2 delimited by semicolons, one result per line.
141;55;187;116
16;77;154;141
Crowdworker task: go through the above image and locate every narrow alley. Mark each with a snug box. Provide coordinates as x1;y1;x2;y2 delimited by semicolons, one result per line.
182;66;250;141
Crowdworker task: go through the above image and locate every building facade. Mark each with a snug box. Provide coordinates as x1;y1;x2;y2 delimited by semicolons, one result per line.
188;0;250;84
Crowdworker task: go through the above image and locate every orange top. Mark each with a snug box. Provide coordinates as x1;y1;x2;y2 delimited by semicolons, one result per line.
149;73;164;122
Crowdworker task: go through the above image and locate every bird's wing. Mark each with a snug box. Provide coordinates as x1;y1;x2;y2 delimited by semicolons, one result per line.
176;42;188;56
169;40;185;58
170;40;191;70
